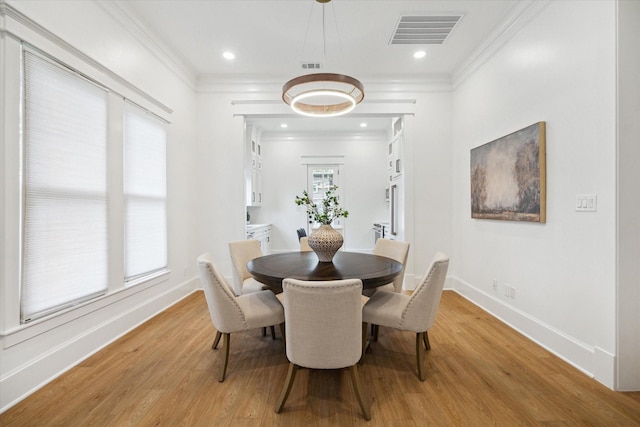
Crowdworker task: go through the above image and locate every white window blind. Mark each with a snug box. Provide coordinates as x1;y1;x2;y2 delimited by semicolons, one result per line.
21;50;109;321
123;104;167;284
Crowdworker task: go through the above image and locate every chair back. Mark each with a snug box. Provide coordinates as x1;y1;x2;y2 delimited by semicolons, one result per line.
373;238;410;292
296;228;307;240
197;253;248;333
299;236;312;252
229;240;263;295
282;278;363;369
401;252;449;332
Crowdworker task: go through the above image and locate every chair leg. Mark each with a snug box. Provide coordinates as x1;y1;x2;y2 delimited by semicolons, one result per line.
373;324;379;341
360;322;368;364
349;364;371;420
212;330;222;350
275;363;298;413
416;332;425;381
279;323;286;347
219;333;231;382
270;325;276;340
262;327;267;336
423;330;431;350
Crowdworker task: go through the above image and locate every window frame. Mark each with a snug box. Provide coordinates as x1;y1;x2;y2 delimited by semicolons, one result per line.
15;44;170;325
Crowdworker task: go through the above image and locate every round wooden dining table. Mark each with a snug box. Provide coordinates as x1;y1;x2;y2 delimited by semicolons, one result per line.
247;251;402;291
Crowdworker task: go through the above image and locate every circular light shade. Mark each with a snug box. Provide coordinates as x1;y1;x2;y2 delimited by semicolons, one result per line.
282;73;364;117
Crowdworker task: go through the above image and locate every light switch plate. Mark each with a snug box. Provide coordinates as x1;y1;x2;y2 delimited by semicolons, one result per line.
576;194;597;212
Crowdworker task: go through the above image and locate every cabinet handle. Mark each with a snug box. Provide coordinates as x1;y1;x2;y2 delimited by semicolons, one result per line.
396;159;400;173
252;192;255;202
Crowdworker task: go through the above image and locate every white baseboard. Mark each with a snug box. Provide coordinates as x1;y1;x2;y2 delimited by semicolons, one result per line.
0;279;198;413
449;276;614;389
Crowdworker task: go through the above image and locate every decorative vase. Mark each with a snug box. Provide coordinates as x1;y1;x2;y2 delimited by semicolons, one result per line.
308;224;344;262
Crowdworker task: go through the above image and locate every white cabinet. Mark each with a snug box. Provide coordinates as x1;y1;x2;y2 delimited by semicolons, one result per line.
251;168;262;205
388;117;403;181
246;224;271;254
246;127;264;206
388;136;402;180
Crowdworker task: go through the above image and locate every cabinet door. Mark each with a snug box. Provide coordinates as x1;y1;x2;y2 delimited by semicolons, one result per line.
247;138;263;206
262;227;271;254
390;136;402;178
250;169;262;206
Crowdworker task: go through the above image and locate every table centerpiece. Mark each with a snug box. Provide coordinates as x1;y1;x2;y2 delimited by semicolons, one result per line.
295;185;348;262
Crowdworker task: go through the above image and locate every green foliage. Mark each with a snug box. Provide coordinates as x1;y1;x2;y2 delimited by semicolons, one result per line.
294;185;349;225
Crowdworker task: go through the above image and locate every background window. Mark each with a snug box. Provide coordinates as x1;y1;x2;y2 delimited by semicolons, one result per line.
307;164;344;230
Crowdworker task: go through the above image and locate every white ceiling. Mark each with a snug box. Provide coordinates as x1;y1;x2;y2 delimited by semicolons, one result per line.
116;0;520;133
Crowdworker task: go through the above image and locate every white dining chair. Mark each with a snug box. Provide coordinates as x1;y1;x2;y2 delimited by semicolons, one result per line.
362;251;449;381
274;278;371;420
299;236;312;252
229;239;267;296
363;238;410;297
197;252;284;382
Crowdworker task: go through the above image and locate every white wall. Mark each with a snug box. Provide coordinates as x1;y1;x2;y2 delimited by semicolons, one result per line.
194;92;247;275
409;92;454;281
451;1;618;386
256;132;390;252
0;1;199;411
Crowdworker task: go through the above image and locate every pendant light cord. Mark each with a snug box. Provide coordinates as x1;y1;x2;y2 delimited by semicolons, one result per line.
322;3;326;57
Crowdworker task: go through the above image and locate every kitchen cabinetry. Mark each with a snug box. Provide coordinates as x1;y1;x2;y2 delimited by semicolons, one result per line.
388;136;402;180
246;126;263;206
388;117;403;181
246;224;271;254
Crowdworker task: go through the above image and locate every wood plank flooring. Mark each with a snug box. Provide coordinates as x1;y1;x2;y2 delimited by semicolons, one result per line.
2;290;639;426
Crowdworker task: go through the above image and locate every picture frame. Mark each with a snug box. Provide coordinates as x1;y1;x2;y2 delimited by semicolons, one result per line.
470;122;546;223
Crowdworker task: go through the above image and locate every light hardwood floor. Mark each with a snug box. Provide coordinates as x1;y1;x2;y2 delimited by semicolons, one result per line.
2;290;639;426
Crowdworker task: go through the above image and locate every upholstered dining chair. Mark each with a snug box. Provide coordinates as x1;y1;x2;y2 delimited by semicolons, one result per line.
229;240;266;296
274;278;371;421
362;251;449;381
299;236;312;252
296;227;307;241
362;238;410;297
197;252;285;382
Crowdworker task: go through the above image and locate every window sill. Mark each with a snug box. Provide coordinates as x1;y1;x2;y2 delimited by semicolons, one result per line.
1;270;170;349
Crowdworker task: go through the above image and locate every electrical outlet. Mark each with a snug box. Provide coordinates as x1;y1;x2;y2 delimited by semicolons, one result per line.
491;279;498;291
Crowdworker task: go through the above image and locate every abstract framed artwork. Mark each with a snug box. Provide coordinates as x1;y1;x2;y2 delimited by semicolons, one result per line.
470;122;546;223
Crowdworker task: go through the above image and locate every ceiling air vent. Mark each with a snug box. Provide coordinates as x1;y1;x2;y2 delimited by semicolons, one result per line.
301;62;322;70
390;15;462;45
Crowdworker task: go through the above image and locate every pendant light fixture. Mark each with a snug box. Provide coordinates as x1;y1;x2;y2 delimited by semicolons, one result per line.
282;0;365;117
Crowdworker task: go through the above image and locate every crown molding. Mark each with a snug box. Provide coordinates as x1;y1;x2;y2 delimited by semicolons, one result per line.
0;0;173;114
97;0;197;91
452;0;551;88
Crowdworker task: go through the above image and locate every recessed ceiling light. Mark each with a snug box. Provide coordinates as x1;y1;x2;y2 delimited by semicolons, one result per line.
223;51;235;60
413;50;427;59
360;122;368;128
280;123;288;128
